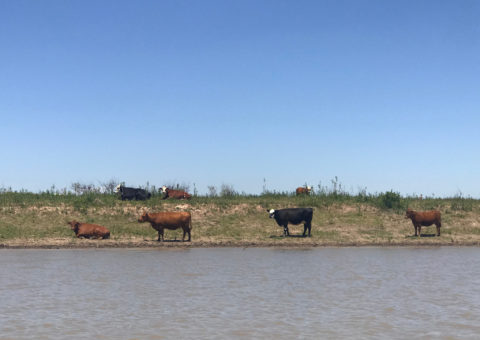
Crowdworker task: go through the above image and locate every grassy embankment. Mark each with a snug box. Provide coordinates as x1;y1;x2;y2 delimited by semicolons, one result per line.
1;191;480;248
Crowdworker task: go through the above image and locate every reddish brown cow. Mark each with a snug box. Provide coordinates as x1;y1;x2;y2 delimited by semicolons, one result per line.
161;186;192;200
68;221;110;239
296;186;312;195
138;211;192;241
405;209;442;237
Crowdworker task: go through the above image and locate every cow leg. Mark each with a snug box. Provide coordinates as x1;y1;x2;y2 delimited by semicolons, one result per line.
182;229;189;242
303;222;311;237
417;225;421;237
283;224;289;237
436;223;441;236
157;230;164;242
182;229;191;242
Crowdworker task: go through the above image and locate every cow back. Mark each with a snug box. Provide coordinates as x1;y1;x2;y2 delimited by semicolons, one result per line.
77;223;110;238
407;210;441;224
166;189;191;199
147;212;192;229
120;186;150;200
275;208;313;225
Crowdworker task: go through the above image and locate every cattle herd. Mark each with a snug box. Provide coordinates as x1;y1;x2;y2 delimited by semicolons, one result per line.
66;185;443;241
115;184;192;201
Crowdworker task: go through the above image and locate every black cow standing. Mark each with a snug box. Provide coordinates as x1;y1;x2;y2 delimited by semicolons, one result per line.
267;208;313;237
116;185;151;201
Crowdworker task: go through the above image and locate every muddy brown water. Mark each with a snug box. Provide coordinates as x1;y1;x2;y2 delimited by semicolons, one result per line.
1;247;480;339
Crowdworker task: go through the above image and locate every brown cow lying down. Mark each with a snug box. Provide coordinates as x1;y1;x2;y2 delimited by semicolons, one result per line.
68;221;110;239
296;186;312;195
160;186;192;200
138;211;192;242
405;209;442;237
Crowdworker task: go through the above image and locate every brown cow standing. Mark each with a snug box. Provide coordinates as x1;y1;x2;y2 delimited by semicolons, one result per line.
138;211;192;242
296;186;312;195
405;209;442;237
161;186;192;200
68;221;110;239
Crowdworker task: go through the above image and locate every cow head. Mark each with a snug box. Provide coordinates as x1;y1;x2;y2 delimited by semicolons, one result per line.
161;186;168;194
306;186;312;193
405;209;414;219
138;212;149;222
67;220;81;233
115;184;122;193
267;209;275;218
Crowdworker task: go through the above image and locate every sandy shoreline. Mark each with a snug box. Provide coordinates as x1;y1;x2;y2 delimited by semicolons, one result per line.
2;238;480;249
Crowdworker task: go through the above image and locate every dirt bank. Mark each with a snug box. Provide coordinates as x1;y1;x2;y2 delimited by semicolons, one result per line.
2;236;480;249
1;198;480;248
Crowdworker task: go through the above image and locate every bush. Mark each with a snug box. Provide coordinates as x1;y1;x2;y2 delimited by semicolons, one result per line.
377;191;403;210
450;197;474;211
220;184;237;197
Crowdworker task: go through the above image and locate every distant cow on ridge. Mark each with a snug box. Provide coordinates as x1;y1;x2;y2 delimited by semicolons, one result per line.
161;186;192;200
68;221;110;239
115;184;151;201
296;186;312;195
405;209;442;237
267;208;313;237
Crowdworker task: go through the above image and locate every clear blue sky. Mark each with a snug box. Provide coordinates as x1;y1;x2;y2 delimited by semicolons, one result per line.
1;0;479;196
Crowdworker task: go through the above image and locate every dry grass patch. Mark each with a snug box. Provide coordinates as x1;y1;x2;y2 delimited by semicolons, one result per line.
2;199;480;247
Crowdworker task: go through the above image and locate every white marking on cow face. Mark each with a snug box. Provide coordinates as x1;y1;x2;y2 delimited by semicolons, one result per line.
161;186;167;193
307;186;311;191
115;184;121;193
269;209;275;218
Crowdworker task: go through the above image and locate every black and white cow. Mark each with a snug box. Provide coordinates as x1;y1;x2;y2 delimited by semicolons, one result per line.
267;208;313;237
115;185;151;201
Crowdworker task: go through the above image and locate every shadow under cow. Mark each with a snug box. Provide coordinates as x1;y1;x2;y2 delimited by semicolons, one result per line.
405;233;437;238
269;234;310;239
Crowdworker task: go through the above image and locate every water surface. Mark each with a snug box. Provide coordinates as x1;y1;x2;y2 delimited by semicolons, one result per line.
1;247;480;339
